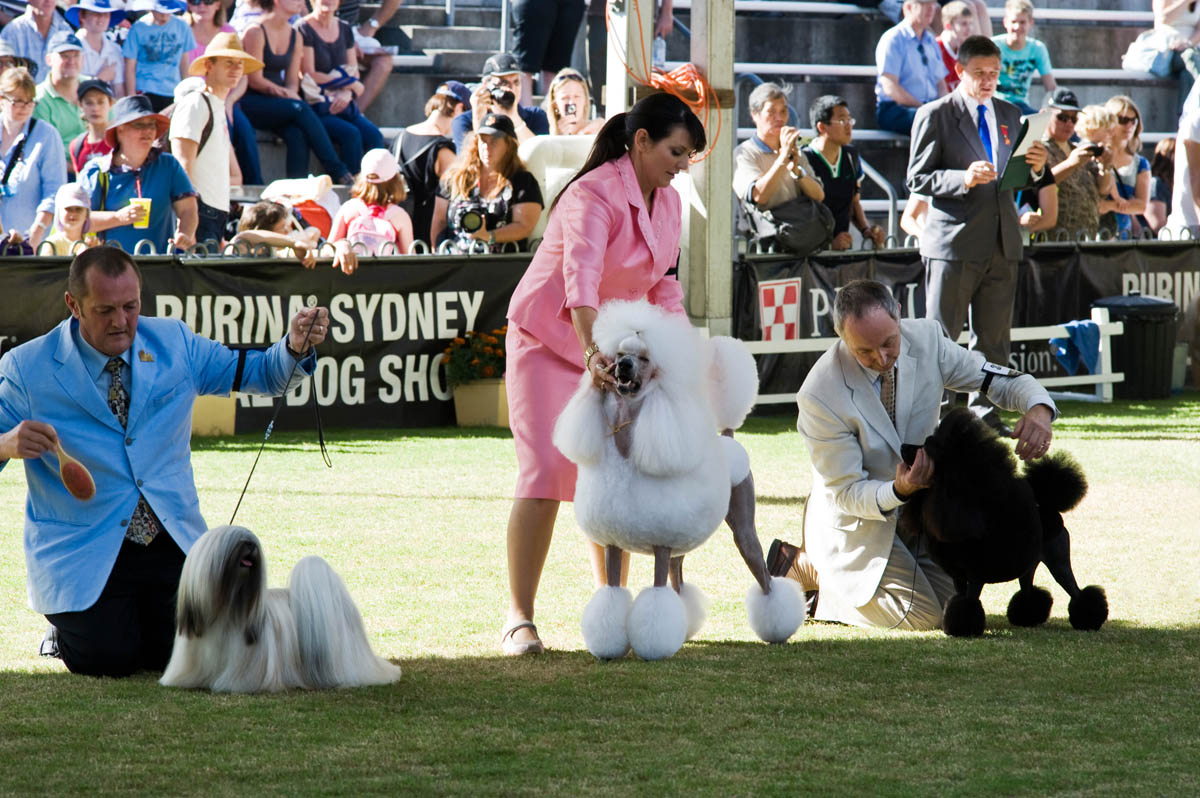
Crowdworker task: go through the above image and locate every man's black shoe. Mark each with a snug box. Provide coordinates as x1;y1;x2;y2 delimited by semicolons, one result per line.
766;539;800;578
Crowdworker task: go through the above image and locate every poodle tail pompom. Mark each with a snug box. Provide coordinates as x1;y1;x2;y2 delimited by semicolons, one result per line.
1007;584;1053;627
581;585;633;660
677;581;709;640
745;577;806;644
627;586;687;660
941;593;986;637
707;336;759;432
1023;452;1088;514
1068;585;1109;631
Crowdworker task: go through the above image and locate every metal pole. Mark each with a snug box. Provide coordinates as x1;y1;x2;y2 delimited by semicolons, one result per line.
445;0;455;27
500;0;510;53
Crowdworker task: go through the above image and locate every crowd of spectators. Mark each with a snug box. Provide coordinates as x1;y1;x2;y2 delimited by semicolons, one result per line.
0;0;1194;260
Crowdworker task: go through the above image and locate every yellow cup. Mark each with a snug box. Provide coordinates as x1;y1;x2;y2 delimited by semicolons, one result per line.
129;198;152;229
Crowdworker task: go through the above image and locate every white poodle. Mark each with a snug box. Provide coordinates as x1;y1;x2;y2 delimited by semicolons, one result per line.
553;300;806;660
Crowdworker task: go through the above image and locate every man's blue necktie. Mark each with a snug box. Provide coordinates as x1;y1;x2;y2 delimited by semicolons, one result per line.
977;103;993;163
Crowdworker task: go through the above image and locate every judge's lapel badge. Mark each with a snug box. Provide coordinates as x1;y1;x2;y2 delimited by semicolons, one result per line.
138;350;154;362
1000;124;1010;146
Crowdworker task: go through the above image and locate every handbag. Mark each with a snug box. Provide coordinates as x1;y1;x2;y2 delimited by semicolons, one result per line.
750;194;835;256
1121;29;1176;78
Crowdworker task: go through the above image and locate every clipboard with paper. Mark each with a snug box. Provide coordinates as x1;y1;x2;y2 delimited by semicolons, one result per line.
998;110;1053;191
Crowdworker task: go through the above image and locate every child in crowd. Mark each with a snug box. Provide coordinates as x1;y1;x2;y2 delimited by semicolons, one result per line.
937;2;975;93
68;0;127;96
233;198;360;273
233;199;321;266
992;0;1056;115
329;148;414;256
68;79;116;175
123;0;197;112
44;183;97;256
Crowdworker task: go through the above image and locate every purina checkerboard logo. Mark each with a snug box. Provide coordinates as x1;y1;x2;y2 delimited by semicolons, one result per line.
758;278;802;341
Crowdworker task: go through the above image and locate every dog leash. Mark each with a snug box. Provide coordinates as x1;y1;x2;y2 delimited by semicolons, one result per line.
229;308;331;525
884;527;921;631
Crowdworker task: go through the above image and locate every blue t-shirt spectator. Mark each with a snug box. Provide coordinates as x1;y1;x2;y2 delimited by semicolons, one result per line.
993;36;1053;107
875;19;948;107
1110;154;1150;238
0;117;66;238
122;15;196;98
78;148;197;253
451;106;549;152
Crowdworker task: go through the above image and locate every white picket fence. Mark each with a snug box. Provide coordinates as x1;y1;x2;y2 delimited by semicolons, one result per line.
744;307;1125;405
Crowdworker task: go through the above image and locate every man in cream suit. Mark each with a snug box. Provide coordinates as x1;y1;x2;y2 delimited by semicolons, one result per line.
0;247;329;676
907;35;1047;435
784;280;1055;630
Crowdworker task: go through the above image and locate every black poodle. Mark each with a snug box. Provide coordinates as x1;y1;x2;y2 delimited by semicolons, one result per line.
898;408;1108;637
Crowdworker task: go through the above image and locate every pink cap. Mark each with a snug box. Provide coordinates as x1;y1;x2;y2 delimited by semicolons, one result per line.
360;148;399;184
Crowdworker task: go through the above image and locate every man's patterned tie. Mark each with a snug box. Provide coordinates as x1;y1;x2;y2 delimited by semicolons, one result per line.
881;366;897;429
104;357;162;546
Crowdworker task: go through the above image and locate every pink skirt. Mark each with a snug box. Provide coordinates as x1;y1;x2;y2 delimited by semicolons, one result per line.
506;323;583;501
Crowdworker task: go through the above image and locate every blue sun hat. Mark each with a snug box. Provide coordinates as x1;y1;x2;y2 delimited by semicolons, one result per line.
65;0;127;28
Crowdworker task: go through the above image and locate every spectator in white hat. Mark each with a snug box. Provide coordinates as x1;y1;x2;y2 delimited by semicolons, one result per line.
67;0;127;95
44;182;97;255
329;148;414;255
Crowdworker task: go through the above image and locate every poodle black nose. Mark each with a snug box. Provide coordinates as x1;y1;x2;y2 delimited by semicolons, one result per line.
616;357;637;380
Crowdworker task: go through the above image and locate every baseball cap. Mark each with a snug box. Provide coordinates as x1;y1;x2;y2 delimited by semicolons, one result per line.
1047;88;1081;112
438;80;472;109
55;182;92;211
477;112;516;139
47;31;84;55
77;78;115;100
360;148;400;183
481;52;521;79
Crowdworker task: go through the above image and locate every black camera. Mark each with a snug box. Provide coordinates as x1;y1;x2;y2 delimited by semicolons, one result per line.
488;82;516;110
454;201;488;234
1082;141;1105;157
564;102;577;116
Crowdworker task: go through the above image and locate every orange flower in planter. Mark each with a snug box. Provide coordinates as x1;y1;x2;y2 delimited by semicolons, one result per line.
443;327;507;389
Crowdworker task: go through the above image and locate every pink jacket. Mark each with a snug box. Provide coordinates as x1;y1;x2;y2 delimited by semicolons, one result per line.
507;153;685;366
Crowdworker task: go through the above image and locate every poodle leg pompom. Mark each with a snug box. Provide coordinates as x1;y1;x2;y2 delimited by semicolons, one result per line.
581;586;634;660
942;593;986;637
1068;585;1109;631
745;577;806;643
677;582;709;641
626;586;687;660
1007;585;1053;627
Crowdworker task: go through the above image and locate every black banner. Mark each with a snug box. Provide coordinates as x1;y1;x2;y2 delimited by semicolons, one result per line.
2;243;1197;430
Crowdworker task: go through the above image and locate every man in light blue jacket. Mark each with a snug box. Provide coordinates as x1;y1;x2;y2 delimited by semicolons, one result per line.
0;246;330;677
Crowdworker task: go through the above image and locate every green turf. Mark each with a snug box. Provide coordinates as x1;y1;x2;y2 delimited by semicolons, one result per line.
1;398;1198;796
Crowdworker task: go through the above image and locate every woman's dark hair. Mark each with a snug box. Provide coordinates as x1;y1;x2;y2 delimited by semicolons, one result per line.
1150;137;1175;184
550;92;706;213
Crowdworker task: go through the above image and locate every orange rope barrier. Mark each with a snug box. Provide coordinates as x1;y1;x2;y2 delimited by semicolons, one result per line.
603;0;722;163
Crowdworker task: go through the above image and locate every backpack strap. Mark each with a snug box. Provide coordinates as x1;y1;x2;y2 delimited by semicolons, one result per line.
197;93;216;155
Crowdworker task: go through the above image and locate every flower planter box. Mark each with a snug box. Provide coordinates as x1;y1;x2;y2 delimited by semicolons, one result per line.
452;378;509;428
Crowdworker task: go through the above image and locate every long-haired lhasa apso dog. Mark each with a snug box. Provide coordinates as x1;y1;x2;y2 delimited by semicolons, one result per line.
553;300;806;661
160;525;401;692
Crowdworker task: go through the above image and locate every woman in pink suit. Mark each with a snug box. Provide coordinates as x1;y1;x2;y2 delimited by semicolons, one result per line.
501;93;706;655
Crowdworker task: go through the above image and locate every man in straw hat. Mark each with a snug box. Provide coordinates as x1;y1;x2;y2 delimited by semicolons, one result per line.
169;32;264;246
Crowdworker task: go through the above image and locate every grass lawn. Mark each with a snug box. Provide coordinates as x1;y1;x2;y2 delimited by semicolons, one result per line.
1;398;1198;796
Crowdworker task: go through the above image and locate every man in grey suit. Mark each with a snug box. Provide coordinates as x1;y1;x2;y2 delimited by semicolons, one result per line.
771;280;1055;630
906;35;1047;435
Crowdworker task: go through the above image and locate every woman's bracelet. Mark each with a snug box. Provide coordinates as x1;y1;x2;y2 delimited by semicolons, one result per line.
584;343;599;370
